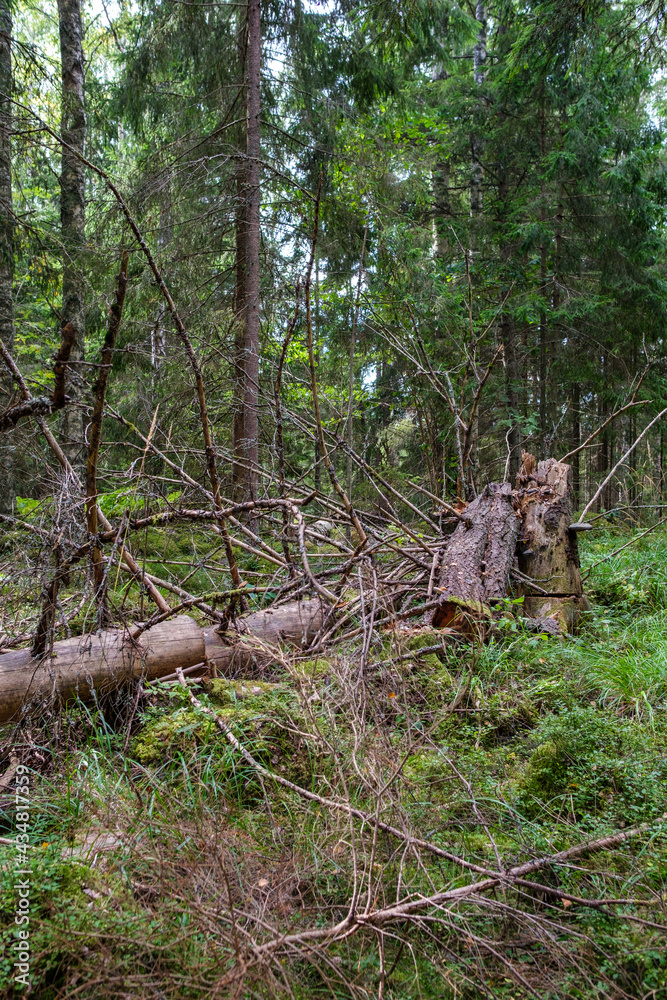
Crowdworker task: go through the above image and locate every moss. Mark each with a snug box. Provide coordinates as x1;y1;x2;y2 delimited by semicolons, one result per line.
515;739;562;798
402;750;452;796
510;707;667;821
480;698;537;746
132;679;318;791
132;707;201;764
405;632;445;653
291;658;331;680
207;677;283;705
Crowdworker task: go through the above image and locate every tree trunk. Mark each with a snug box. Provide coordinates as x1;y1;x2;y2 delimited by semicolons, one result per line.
0;0;13;514
427;457;588;635
470;1;486;215
515;454;588;631
57;0;86;469
0;600;326;723
428;482;520;630
571;382;580;506
0;617;205;725
241;0;261;508
232;169;247;500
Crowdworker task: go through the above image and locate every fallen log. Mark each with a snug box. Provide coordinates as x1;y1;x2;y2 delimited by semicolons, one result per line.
202;599;326;677
0;616;205;725
0;600;326;725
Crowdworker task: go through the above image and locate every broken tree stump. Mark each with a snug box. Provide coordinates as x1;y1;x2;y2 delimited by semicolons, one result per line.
428;482;521;631
514;454;589;632
426;457;588;636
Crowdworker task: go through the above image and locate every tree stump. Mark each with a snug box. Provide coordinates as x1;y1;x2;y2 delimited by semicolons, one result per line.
428;482;521;632
514;453;589;632
427;457;589;636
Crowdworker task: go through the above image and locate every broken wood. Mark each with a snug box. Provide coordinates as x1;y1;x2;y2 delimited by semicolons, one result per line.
514;454;589;632
427;482;520;630
425;455;589;635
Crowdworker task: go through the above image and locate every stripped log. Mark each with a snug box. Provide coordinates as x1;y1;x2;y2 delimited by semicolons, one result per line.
0;600;326;723
0;616;205;725
202;599;326;677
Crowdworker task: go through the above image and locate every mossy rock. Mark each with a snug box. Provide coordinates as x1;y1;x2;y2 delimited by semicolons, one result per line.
133;681;317;791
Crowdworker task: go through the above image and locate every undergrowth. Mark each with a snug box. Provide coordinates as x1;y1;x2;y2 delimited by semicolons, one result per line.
1;526;667;999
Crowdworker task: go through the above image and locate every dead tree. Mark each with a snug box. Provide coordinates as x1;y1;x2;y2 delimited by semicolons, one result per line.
514;453;589;631
57;0;86;467
428;482;520;630
0;600;325;724
427;454;588;634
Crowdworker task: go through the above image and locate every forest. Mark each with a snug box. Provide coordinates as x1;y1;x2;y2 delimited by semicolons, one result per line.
2;0;667;996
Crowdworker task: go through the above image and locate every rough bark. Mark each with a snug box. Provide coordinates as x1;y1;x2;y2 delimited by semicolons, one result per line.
232;8;247;502
0;0;13;513
241;0;261;506
232;172;247;500
501;312;522;482
426;457;588;635
428;482;520;629
57;0;86;469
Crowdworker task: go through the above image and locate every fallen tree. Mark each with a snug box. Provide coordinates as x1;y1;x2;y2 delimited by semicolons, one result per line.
0;454;589;723
0;599;326;725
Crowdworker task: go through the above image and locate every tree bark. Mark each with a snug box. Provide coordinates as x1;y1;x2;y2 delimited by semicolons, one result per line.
571;381;581;506
427;457;588;635
0;0;13;514
57;0;86;469
86;252;128;610
501;311;521;482
241;0;261;508
232;4;247;502
232;170;247;500
428;482;520;629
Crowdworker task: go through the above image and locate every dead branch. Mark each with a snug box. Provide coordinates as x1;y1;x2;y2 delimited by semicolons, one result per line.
559;398;650;463
580;407;667;520
0;323;75;430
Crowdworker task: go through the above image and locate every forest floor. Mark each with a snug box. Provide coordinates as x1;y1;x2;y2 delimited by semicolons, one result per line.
1;523;667;999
